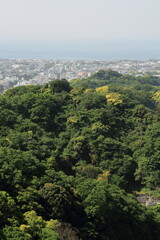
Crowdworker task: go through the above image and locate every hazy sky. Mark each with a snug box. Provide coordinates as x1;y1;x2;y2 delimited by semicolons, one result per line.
0;0;160;42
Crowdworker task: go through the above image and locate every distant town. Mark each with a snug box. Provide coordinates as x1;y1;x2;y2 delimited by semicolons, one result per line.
0;58;160;92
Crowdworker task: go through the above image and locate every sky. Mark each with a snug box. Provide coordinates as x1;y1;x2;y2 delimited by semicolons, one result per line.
0;0;160;60
0;0;160;43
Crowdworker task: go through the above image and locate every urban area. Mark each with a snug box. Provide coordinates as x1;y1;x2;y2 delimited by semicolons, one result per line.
0;58;160;92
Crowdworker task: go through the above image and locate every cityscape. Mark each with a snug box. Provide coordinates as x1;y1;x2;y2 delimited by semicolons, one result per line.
0;58;160;92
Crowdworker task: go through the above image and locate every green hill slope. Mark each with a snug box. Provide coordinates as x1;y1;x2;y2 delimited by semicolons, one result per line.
1;73;160;240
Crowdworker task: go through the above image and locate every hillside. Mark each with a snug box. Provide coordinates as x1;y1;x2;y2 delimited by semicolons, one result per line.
1;71;160;239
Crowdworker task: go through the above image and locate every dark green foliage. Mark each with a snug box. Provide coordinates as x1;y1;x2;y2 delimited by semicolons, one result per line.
39;183;72;219
0;191;21;227
91;69;122;80
2;226;32;240
4;84;41;97
70;70;160;90
48;79;71;94
0;71;160;239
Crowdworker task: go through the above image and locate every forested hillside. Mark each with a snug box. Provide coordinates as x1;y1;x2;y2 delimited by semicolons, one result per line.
1;71;160;239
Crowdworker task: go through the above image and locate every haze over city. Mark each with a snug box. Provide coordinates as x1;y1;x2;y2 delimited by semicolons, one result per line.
0;0;160;59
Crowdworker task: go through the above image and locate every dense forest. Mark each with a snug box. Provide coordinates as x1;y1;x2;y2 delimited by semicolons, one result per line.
1;70;160;239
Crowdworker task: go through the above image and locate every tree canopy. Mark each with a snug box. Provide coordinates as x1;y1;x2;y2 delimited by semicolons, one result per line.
0;74;160;239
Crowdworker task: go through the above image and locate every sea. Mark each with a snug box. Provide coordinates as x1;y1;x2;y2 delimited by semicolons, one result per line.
0;40;159;60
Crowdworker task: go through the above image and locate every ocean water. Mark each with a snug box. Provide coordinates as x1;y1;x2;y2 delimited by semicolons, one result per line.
0;40;159;60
